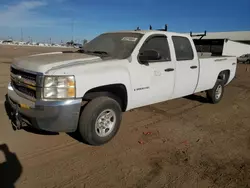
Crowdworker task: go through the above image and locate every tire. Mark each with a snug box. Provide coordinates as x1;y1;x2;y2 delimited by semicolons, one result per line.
206;81;224;104
78;96;122;146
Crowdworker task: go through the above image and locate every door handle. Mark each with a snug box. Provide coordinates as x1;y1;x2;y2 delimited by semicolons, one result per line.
190;66;198;69
165;68;174;72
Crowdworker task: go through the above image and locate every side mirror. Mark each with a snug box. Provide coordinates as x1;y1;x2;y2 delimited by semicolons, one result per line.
138;50;161;63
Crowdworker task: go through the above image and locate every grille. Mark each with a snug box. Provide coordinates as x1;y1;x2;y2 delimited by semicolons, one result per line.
10;66;37;99
12;81;36;98
11;67;37;82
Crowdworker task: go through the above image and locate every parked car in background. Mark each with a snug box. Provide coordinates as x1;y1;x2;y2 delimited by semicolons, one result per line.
237;54;250;64
73;43;83;48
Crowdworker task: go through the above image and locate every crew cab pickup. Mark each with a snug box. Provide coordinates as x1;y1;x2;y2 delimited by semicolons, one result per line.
7;30;237;145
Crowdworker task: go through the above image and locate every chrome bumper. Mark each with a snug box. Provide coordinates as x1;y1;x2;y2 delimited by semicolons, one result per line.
7;83;81;132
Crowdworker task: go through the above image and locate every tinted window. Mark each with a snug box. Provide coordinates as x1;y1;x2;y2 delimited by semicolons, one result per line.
140;36;171;61
172;36;194;61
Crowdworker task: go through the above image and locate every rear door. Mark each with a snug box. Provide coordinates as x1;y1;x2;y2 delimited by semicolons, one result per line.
171;36;199;98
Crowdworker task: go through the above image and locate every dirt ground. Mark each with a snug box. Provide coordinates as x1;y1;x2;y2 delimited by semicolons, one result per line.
0;45;249;188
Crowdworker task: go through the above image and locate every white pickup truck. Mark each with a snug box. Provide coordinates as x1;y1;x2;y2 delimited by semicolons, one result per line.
7;30;237;145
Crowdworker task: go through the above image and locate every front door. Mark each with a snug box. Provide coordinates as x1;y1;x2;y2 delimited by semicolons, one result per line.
130;34;175;107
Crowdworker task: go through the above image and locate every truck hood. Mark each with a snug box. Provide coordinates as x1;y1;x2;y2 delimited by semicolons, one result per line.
12;52;102;74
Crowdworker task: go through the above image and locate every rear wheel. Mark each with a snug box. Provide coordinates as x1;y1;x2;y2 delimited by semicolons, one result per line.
78;96;122;146
206;81;224;104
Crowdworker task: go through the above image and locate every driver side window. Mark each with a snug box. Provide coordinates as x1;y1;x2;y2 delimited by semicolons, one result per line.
140;35;171;62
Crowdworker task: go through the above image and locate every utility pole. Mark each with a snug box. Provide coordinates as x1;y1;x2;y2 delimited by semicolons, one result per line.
21;28;23;42
71;18;74;43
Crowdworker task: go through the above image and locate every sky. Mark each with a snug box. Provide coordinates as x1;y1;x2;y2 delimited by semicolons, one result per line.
0;0;249;43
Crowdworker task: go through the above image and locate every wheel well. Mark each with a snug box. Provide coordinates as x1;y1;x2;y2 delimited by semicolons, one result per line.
218;70;230;84
83;84;128;112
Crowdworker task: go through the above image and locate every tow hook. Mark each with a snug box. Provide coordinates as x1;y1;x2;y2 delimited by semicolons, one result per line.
11;108;23;130
15;117;22;130
11;118;22;130
15;107;22;130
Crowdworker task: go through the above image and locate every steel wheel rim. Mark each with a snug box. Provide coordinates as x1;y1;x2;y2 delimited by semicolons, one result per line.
215;84;222;100
95;109;116;137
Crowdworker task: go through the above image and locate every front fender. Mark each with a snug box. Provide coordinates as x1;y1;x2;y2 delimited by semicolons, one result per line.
75;65;132;109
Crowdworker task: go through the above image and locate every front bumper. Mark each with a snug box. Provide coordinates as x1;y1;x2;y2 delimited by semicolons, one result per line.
7;83;81;132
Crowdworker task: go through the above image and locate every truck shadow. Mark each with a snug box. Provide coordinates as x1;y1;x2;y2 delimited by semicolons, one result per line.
184;94;208;103
67;132;88;144
0;144;23;188
22;126;59;136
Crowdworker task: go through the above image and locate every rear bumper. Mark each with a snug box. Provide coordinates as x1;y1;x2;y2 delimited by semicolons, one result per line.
7;83;81;132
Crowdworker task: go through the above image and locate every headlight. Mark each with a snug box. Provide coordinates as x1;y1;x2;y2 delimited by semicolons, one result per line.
43;76;76;99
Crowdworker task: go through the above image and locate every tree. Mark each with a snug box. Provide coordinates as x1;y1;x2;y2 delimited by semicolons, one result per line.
83;39;88;45
66;40;74;46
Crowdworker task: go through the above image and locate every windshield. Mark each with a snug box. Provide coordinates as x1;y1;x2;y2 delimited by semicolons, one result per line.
82;32;143;59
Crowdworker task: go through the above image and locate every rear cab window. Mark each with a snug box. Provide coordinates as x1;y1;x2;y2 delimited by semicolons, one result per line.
172;36;194;61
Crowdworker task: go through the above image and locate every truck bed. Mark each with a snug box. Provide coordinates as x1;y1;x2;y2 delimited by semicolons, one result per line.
195;55;237;93
199;55;235;59
198;52;234;59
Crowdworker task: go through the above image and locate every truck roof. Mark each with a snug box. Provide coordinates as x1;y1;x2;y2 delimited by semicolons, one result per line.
107;30;187;36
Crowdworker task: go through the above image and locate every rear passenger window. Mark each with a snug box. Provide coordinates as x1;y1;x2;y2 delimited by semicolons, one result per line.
140;36;171;61
172;36;194;61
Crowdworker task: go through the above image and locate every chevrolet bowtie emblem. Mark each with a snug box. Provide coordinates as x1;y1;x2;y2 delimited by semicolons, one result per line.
16;75;22;84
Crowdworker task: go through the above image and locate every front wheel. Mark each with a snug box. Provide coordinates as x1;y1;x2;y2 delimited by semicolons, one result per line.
78;96;122;146
206;81;224;104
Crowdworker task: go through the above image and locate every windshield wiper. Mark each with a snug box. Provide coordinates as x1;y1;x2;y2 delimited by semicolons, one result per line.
77;49;109;56
88;50;109;56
